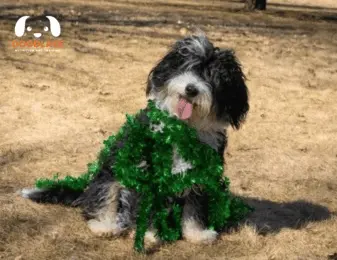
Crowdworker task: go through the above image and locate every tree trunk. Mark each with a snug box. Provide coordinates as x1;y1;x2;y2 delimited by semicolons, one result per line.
245;0;267;11
255;0;267;10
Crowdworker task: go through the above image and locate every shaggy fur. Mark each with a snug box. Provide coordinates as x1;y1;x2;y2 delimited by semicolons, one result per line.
22;34;249;244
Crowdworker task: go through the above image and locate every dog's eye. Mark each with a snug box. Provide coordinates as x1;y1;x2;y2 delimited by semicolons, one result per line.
44;26;49;32
27;26;32;32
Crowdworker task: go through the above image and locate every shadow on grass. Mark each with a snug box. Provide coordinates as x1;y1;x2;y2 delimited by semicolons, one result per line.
269;2;337;12
240;197;332;235
142;197;333;254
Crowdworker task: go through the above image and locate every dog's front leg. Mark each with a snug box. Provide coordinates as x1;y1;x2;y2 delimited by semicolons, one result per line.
84;182;125;237
181;194;218;243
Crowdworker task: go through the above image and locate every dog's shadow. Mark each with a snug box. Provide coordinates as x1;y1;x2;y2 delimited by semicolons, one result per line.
239;197;333;235
146;197;333;255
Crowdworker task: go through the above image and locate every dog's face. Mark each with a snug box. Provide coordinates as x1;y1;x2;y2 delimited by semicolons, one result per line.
146;35;249;131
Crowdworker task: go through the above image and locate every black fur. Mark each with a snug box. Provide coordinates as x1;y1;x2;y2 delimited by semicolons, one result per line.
72;109;150;220
26;187;82;206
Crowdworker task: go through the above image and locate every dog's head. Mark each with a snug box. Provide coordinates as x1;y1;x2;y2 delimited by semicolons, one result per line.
15;15;61;38
147;34;249;130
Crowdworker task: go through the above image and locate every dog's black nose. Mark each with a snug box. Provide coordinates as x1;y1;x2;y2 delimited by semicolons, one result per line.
185;84;199;97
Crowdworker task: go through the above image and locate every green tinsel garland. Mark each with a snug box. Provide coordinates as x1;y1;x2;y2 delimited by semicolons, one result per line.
36;100;252;252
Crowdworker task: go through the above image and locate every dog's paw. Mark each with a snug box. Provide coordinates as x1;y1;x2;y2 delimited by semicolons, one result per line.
129;229;161;245
144;230;161;245
184;229;218;244
87;219;125;237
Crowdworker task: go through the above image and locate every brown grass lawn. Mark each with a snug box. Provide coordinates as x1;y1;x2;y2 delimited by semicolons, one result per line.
0;0;337;259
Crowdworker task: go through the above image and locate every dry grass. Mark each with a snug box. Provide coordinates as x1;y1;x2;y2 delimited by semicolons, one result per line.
0;0;337;259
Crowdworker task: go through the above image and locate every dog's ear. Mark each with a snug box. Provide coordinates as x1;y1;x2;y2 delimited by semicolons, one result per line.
214;49;249;129
15;16;30;37
46;16;61;37
146;48;182;96
146;71;154;96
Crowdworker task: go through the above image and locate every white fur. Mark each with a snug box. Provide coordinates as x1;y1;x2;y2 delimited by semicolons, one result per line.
150;121;165;133
182;218;218;243
87;218;123;236
171;146;193;175
129;229;161;245
144;229;161;244
167;72;207;95
151;71;223;133
21;188;44;198
152;72;212;119
167;72;211;115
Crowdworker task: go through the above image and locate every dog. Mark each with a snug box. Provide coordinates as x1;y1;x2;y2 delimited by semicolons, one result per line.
15;15;61;38
22;34;249;244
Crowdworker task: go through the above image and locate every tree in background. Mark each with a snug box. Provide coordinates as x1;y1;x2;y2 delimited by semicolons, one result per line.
245;0;267;10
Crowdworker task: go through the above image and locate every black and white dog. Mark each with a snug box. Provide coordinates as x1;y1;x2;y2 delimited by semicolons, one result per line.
22;34;249;244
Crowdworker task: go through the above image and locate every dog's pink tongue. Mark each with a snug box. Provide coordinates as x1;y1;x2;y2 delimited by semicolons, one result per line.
177;98;193;120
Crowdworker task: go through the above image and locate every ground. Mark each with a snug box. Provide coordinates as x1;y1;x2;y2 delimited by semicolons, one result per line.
0;0;337;259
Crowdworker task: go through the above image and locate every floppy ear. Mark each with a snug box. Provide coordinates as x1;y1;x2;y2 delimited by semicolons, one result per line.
46;16;61;37
146;48;182;96
15;16;30;37
214;49;249;129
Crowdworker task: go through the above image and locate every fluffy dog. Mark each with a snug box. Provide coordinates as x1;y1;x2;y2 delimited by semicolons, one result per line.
22;34;249;244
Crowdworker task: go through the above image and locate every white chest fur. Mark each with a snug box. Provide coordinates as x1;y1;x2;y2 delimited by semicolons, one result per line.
149;119;223;175
171;146;193;175
171;130;223;175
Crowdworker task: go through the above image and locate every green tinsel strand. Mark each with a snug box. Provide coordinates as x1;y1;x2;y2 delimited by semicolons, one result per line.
207;189;231;230
35;161;100;192
155;203;182;241
134;192;153;252
35;100;252;252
